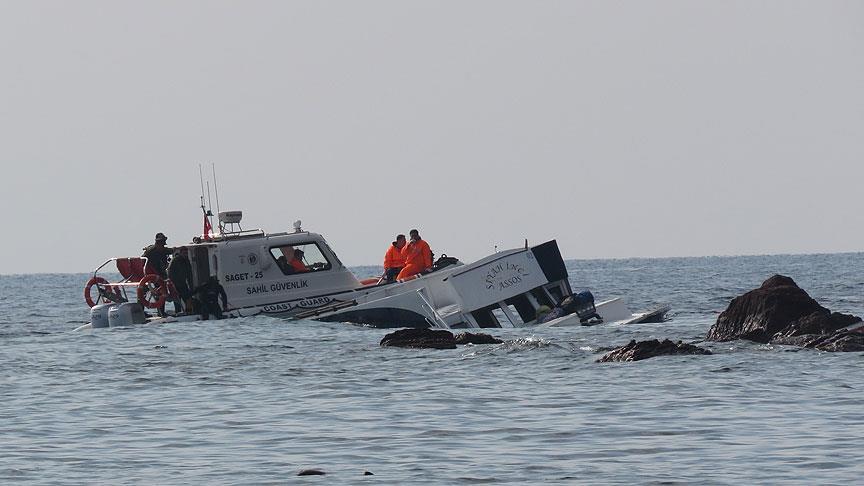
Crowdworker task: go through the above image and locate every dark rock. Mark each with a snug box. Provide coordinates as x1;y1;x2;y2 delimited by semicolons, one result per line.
453;332;504;345
807;329;864;352
769;333;822;347
363;471;374;476
596;339;712;362
380;328;456;349
297;469;326;476
772;311;861;341
707;275;861;343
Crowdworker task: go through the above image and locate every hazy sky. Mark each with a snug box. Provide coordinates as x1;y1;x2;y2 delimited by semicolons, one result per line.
1;1;862;274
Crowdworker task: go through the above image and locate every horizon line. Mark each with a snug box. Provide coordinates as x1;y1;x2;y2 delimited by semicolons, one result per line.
3;249;863;277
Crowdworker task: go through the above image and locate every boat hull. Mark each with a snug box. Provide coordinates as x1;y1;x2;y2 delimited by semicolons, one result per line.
536;299;671;328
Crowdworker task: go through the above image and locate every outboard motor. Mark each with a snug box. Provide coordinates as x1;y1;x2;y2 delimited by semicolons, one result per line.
570;290;599;322
108;303;147;327
90;303;112;329
546;290;601;325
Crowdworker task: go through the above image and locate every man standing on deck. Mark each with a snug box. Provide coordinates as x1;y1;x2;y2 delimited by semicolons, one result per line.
396;229;433;280
142;232;173;278
143;232;173;317
168;247;194;314
383;234;406;282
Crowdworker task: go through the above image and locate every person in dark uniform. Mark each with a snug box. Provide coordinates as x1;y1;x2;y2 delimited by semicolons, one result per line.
168;247;194;314
143;232;174;316
194;276;228;320
142;232;174;278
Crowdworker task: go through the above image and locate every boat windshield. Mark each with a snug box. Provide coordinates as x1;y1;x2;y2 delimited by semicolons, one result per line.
269;242;332;275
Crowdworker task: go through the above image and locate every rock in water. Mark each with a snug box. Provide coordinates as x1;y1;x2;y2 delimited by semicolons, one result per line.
297;469;326;476
706;274;861;343
597;339;711;362
772;310;861;342
380;328;457;349
782;328;864;352
809;330;864;352
453;332;503;345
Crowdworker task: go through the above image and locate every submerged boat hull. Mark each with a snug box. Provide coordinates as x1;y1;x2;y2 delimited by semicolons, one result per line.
536;299;670;328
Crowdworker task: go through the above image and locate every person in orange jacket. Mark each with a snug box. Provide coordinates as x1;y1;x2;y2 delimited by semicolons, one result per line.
383;234;406;282
289;249;308;273
396;229;433;280
277;247;308;274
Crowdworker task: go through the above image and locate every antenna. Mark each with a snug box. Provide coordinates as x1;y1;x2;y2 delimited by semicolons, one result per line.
211;162;221;217
199;163;207;214
206;181;213;217
198;164;214;241
199;164;206;202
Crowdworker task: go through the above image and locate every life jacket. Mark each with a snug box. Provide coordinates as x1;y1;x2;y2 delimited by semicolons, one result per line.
402;239;432;269
290;258;307;272
384;243;406;269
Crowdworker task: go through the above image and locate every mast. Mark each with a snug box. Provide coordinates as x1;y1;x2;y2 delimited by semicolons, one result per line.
199;164;213;240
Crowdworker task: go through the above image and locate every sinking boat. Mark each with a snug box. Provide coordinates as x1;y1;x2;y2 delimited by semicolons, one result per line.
80;211;669;330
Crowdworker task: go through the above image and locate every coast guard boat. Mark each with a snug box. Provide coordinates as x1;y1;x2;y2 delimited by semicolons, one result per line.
80;211;668;330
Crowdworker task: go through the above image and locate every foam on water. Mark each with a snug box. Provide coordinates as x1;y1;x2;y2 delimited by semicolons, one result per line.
2;255;864;483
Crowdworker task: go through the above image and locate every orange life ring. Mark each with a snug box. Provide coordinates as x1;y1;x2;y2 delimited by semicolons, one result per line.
359;277;380;286
84;276;109;308
137;274;167;309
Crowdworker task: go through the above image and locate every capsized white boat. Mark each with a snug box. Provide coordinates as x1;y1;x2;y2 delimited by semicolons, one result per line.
79;211;669;330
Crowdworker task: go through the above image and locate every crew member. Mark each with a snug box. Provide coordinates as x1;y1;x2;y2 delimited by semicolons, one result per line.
142;232;173;278
290;249;308;273
396;229;433;280
383;234;406;282
276;246;294;274
194;276;228;320
143;232;173;316
168;247;194;314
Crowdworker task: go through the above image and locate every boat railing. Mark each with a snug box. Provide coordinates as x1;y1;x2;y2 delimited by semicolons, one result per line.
202;229;266;242
416;289;450;330
92;256;150;282
91;258;114;278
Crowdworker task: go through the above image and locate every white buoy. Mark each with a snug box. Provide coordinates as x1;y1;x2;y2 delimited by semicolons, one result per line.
108;303;147;327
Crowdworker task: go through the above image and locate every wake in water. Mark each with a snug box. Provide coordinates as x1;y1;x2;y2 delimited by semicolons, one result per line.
461;335;576;358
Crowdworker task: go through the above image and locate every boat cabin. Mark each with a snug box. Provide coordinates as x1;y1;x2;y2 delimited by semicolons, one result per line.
183;224;362;312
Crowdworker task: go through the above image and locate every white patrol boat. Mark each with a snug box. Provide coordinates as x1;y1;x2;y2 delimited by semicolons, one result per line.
80;211;669;330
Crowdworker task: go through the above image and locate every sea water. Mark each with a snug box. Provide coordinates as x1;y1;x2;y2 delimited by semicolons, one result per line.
2;254;864;484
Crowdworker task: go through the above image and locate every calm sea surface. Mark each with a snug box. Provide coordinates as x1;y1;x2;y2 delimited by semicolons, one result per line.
2;254;864;484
